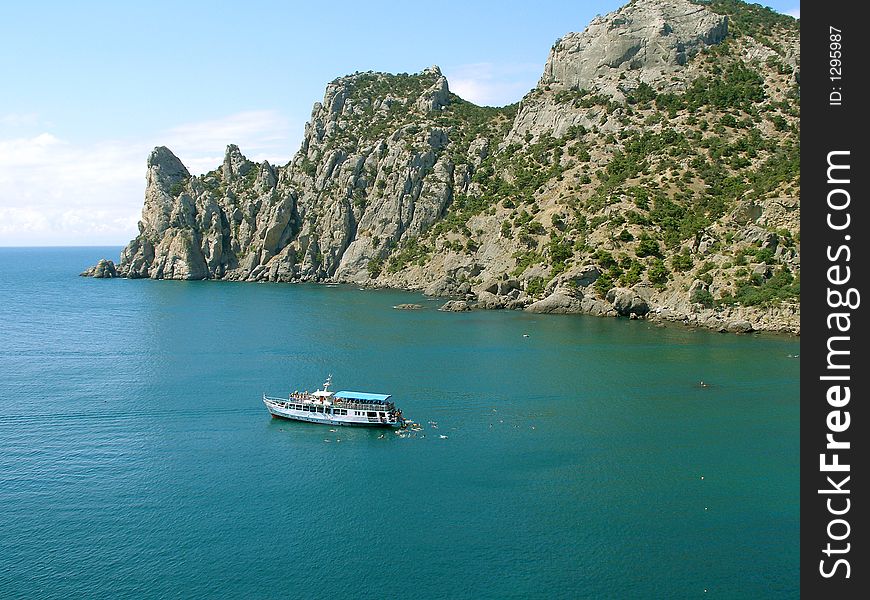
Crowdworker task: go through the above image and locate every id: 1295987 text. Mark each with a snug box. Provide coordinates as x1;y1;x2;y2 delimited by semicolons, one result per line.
829;26;843;106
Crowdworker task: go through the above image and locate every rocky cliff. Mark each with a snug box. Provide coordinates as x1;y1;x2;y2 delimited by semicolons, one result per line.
87;0;801;334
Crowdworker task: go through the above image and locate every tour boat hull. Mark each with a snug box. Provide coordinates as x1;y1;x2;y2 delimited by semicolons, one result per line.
267;407;401;428
263;392;403;428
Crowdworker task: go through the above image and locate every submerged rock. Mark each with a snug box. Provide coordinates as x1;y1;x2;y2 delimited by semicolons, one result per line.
393;303;423;310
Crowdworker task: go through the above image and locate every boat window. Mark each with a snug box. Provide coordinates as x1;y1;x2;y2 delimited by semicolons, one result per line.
317;406;324;413
367;412;376;417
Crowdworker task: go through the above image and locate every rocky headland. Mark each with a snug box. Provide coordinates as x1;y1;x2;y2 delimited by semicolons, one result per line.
85;0;800;335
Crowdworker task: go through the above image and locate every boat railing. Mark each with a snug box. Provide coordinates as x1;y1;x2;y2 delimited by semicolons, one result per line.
263;395;397;415
333;401;395;412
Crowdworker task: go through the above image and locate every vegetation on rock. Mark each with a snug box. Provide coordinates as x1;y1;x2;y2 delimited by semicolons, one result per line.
103;0;800;333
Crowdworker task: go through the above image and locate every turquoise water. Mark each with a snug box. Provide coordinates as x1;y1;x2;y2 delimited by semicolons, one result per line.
0;248;799;599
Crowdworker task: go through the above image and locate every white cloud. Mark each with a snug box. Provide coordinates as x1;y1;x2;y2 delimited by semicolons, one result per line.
785;7;800;18
0;133;148;245
443;62;542;107
0;110;300;246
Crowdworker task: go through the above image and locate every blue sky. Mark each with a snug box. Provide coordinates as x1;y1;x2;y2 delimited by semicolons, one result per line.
0;0;799;246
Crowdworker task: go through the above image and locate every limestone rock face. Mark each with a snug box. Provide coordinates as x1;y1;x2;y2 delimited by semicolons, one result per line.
141;146;191;235
98;66;463;285
525;290;583;314
545;264;600;294
580;296;617;317
606;287;650;317
80;259;118;278
151;229;209;280
506;0;727;144
477;278;520;296
476;290;506;310
424;276;458;297
540;0;727;95
726;319;753;333
440;300;471;312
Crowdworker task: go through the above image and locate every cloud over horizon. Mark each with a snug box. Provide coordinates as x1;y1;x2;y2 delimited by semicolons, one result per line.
0;111;299;246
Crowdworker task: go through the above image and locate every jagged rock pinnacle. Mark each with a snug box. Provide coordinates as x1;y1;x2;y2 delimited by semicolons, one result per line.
147;146;190;183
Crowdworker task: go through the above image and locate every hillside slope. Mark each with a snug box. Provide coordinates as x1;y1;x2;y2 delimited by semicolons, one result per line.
86;0;800;334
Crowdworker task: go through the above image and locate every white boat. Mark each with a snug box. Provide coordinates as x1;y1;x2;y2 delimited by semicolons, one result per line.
263;376;404;428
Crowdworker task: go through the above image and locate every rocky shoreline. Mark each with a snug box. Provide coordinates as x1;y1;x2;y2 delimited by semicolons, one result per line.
82;257;798;335
427;274;797;335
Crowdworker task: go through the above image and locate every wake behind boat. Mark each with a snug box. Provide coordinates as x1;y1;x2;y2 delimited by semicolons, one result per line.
263;376;404;428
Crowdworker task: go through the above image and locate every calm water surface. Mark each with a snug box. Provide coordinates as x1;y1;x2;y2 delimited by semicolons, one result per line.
0;248;799;599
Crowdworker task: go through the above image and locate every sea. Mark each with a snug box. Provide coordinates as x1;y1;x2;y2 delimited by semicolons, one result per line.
0;247;799;599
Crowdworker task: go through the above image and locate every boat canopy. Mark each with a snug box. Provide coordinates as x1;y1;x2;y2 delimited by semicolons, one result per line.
311;390;334;397
334;391;392;403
